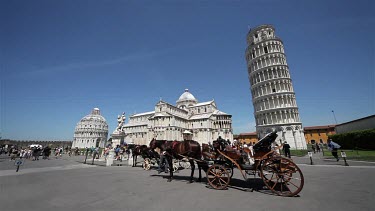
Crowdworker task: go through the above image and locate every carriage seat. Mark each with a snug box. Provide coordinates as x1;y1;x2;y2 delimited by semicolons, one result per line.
224;146;241;156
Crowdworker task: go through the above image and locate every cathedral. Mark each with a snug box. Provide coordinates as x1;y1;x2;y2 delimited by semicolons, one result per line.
122;89;233;145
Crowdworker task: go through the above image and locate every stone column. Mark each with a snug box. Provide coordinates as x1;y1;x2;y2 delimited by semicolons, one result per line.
293;131;298;149
128;149;133;166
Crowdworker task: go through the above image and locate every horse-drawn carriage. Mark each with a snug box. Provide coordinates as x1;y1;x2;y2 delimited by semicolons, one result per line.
206;131;304;197
148;131;304;197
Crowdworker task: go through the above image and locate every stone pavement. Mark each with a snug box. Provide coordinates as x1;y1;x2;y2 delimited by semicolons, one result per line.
1;153;375;211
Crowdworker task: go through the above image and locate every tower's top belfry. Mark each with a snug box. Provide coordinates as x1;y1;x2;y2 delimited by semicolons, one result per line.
246;24;276;46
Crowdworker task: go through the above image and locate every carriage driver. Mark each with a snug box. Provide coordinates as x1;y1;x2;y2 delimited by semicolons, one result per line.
157;150;169;174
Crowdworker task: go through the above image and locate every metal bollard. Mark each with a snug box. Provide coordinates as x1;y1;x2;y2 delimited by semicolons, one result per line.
308;151;313;165
341;151;349;166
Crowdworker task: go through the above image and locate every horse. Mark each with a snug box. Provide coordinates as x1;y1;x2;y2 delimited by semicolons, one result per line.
131;145;148;167
149;138;208;183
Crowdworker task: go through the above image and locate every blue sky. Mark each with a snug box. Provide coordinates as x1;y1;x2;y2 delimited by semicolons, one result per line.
1;0;374;140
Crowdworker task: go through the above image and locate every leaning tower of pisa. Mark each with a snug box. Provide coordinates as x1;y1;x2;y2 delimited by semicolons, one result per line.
245;25;307;149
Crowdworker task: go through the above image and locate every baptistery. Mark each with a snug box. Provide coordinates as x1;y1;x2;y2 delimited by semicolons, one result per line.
72;108;108;148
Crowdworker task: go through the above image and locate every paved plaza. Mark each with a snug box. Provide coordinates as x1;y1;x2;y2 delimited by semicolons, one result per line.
1;154;374;211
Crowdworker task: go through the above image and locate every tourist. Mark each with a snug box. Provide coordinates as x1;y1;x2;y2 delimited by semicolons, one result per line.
10;148;18;160
315;143;320;153
312;144;316;153
55;148;60;158
19;148;25;159
115;145;121;160
328;139;341;161
43;146;51;159
119;147;124;161
33;147;40;161
282;141;291;158
26;148;32;159
103;147;109;161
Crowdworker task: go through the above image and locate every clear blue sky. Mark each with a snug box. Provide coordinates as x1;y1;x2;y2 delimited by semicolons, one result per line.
1;0;374;140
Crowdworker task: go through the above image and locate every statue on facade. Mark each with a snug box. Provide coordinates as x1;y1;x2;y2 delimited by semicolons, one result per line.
116;112;126;132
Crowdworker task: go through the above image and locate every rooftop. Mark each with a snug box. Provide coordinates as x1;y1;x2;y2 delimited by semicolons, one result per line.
304;125;336;130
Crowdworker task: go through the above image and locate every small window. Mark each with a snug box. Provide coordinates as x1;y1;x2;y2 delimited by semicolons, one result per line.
264;47;268;54
255;33;258;38
252;53;255;58
272;89;276;92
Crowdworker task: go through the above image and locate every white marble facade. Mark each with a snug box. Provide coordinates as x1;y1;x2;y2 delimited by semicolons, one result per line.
122;89;233;146
245;25;307;149
72;108;109;149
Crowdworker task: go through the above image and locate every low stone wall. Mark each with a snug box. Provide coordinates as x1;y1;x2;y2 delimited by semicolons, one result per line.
0;139;72;149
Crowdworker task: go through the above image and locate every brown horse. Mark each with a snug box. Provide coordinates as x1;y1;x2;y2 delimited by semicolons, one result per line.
149;139;208;183
131;145;148;167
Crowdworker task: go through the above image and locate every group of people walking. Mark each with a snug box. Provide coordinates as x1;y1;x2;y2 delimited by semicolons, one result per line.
282;139;341;161
103;145;131;161
0;145;66;161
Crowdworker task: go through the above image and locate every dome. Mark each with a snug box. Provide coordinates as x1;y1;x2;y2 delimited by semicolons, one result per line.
80;114;107;123
177;89;198;103
75;108;108;131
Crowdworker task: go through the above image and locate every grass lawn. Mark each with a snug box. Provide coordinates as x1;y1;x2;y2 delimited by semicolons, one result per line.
323;150;375;162
290;150;308;157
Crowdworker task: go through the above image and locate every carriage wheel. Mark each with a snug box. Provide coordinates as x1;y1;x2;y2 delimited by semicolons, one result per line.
225;165;234;179
173;161;179;172
260;157;304;197
206;164;231;190
179;160;190;169
173;164;179;172
143;158;151;170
